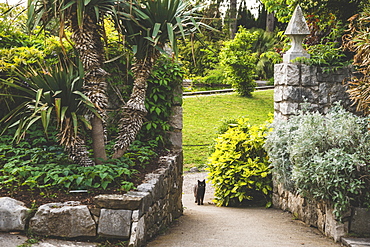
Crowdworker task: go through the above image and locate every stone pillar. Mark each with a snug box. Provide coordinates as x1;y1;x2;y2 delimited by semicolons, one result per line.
167;82;183;151
274;5;353;120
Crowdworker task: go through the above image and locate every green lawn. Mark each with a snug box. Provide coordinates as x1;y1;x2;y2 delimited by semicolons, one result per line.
183;90;274;169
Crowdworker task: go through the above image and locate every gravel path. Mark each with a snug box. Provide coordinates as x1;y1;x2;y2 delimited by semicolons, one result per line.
146;172;341;247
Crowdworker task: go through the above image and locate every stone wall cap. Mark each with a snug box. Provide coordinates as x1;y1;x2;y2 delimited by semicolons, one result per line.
94;194;143;210
285;5;310;35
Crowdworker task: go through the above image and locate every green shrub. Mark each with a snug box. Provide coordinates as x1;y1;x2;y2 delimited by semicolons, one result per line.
207;118;272;207
294;41;348;73
264;104;370;219
200;65;227;85
219;27;258;97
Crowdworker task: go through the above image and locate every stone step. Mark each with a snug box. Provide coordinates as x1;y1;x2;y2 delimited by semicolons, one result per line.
342;237;370;247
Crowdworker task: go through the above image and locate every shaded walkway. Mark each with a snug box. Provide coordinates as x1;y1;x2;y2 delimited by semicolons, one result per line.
147;172;340;247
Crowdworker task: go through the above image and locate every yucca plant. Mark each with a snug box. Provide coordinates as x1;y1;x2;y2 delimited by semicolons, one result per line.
113;0;211;158
0;59;98;166
27;0;120;163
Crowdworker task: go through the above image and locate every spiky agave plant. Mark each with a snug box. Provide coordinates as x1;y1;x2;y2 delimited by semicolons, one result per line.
113;0;211;158
0;59;99;166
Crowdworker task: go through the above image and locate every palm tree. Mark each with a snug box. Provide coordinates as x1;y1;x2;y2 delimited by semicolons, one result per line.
27;0;119;164
113;0;212;158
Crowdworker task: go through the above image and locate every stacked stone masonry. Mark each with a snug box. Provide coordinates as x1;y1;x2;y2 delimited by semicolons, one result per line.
274;63;354;120
273;182;370;242
0;153;183;247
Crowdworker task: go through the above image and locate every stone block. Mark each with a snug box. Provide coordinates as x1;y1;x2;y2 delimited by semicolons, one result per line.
317;205;326;233
0;197;30;231
167;130;182;150
300;88;318;103
285;64;301;86
132;210;140;222
283;86;302;102
272;193;281;208
274;64;285;86
129;216;146;247
94;192;148;210
169;106;183;130
29;201;96;238
137;183;156;197
279;102;299;115
317;70;332;82
98;209;132;238
126;191;152;215
350;207;370;235
301;65;318;86
324;206;349;242
172;84;183;105
319;83;328;104
274;86;284;102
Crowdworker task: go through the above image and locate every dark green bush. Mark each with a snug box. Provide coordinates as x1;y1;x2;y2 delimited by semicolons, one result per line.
207;118;272;207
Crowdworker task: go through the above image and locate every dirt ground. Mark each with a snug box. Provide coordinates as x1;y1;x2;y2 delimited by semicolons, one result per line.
146;172;341;247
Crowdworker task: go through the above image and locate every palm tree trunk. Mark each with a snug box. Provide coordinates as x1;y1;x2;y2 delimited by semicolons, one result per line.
71;13;108;164
58;119;94;167
113;53;158;159
68;136;95;167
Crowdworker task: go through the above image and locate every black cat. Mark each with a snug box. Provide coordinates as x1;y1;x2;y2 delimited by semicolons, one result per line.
194;180;206;205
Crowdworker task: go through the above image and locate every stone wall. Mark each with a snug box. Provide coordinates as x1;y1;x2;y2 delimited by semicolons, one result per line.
274;63;354;120
273;182;370;241
0;152;183;247
272;183;349;242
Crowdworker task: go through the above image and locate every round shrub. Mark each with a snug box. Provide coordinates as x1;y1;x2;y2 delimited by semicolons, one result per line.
219;27;258;97
207;118;272;207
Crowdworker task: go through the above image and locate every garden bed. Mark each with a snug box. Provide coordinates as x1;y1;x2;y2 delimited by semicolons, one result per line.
0;152;183;247
0;154;161;209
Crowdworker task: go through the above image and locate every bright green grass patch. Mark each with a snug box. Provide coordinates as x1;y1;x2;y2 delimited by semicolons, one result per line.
183;90;274;169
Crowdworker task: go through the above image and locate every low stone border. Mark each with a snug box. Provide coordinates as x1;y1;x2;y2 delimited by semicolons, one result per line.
273;182;370;242
0;152;183;247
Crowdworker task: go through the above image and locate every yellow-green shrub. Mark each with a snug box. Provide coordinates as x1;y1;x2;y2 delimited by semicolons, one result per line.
207;118;272;207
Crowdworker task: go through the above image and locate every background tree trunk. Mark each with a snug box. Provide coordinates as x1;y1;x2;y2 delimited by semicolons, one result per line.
229;0;237;39
266;12;275;32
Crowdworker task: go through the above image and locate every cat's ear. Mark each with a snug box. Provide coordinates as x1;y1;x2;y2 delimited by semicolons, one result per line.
202;180;205;182
197;180;200;182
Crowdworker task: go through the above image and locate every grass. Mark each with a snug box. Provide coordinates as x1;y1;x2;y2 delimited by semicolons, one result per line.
183;90;274;169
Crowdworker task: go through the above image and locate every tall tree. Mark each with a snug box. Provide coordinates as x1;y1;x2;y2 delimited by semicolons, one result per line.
27;0;119;165
113;0;212;158
260;0;363;23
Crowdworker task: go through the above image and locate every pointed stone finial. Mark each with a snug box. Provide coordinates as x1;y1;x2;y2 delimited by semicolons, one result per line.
283;5;311;63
